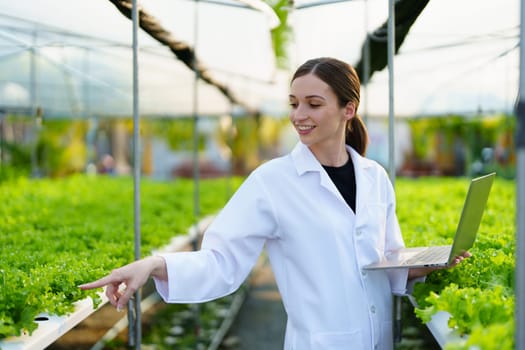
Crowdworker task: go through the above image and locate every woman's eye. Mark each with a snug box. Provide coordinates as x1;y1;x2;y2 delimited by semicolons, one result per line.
289;103;298;108
310;104;321;108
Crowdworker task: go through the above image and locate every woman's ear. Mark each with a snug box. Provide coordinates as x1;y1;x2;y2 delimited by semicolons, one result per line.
343;102;356;121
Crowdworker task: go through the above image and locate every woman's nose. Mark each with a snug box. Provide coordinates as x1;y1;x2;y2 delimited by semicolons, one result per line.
290;106;307;123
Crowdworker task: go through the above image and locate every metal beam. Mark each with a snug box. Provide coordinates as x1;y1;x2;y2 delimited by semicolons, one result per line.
129;0;142;349
516;2;525;347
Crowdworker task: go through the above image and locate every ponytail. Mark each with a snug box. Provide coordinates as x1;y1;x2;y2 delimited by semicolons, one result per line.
345;115;368;156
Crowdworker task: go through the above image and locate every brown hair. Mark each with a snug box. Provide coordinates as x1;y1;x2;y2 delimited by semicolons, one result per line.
291;57;369;156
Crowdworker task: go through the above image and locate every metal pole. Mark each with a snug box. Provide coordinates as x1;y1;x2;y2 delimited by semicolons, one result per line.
191;0;203;345
387;0;395;183
387;0;402;344
193;0;201;224
83;48;98;174
362;0;370;124
130;0;142;349
516;122;525;350
0;112;4;174
515;1;525;348
30;30;40;178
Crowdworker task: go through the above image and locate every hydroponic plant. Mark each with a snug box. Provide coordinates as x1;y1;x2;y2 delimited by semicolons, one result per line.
0;175;516;350
0;175;241;340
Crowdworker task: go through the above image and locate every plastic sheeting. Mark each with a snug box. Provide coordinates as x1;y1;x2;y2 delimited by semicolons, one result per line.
0;0;281;118
0;0;520;118
289;0;519;116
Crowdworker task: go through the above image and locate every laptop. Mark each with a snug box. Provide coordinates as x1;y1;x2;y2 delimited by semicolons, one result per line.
363;172;495;270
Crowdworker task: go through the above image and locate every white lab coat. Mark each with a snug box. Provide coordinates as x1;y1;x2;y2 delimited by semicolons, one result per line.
154;142;409;350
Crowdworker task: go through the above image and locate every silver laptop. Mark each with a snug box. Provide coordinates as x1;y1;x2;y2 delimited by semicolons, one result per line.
363;172;495;270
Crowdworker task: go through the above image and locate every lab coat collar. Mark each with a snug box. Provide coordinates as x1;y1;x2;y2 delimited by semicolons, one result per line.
290;142;376;209
290;142;375;176
290;142;323;175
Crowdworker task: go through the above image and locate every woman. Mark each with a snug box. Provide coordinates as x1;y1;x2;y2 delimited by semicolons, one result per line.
80;57;468;350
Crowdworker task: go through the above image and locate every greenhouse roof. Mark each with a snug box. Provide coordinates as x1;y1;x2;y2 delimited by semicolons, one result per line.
0;0;519;119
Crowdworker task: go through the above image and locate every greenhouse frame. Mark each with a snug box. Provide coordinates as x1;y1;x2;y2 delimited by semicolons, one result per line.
0;0;522;349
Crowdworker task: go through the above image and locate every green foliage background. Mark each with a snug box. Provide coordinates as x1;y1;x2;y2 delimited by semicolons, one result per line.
406;114;515;178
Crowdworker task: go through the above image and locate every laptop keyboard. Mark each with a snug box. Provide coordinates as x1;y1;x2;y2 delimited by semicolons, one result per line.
404;245;451;265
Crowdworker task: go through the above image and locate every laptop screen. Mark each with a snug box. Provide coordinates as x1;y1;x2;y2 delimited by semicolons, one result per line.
448;172;495;263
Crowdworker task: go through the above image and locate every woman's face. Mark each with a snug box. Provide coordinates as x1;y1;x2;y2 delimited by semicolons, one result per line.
289;73;354;153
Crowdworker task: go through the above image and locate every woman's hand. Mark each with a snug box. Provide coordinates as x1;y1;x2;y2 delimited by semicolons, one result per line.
79;256;167;311
449;250;472;267
408;250;472;280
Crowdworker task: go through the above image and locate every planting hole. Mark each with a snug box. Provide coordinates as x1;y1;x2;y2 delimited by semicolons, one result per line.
34;316;49;322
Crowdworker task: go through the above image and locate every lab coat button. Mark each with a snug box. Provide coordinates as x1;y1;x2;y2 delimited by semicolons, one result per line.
356;230;362;236
361;270;367;277
370;305;376;313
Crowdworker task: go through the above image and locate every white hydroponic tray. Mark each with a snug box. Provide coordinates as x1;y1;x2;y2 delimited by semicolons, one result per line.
407;295;466;348
0;295;107;350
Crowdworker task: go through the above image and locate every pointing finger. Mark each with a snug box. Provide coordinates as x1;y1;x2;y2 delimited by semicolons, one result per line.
79;273;122;290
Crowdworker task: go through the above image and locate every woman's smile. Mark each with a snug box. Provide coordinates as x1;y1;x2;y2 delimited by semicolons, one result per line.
295;124;316;134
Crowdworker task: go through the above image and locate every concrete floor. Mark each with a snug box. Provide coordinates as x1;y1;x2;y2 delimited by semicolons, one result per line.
224;258;287;350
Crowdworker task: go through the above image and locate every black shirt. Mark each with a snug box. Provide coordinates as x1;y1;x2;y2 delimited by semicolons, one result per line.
322;155;357;213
